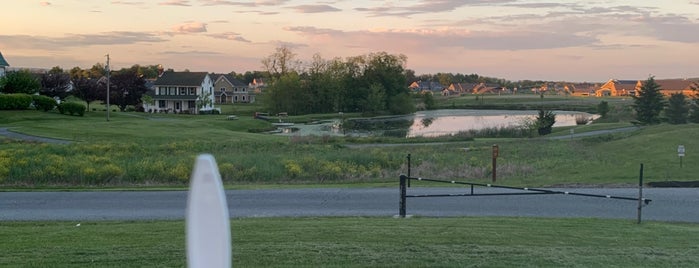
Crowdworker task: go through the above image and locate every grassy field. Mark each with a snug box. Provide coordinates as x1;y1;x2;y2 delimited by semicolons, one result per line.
0;94;696;187
1;217;697;267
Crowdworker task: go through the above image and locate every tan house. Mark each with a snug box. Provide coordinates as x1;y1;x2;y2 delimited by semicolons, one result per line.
654;78;699;97
595;79;641;97
214;74;254;104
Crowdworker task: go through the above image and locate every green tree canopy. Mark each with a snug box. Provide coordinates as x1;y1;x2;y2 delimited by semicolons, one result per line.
633;76;665;125
0;69;40;94
665;93;689;124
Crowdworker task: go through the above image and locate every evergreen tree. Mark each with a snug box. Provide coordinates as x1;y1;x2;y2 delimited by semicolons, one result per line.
689;83;699;123
632;76;665;124
536;109;556;135
665;93;689;124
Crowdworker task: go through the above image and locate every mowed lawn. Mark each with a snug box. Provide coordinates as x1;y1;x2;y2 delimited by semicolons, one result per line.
1;217;697;267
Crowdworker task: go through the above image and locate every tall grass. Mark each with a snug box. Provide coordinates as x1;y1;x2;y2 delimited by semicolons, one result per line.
1;102;697;187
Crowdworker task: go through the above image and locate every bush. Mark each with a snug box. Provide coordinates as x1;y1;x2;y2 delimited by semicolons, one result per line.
536;109;556;136
57;102;86;116
32;95;57;111
0;93;33;110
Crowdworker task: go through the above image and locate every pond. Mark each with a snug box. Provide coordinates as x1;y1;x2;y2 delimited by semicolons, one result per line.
275;109;599;138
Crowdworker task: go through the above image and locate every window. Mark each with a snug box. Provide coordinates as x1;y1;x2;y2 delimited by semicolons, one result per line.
180;88;186;95
220;87;226;92
158;100;166;108
190;88;196;95
169;87;176;95
242;88;246;92
159;87;166;95
188;100;196;108
234;96;238;102
242;96;246;102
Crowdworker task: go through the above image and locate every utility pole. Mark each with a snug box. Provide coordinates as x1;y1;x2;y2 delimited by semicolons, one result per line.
106;54;110;122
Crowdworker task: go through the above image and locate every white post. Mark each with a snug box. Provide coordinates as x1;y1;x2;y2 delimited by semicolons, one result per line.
186;154;231;268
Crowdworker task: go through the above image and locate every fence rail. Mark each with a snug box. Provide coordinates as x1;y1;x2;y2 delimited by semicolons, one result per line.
399;163;651;223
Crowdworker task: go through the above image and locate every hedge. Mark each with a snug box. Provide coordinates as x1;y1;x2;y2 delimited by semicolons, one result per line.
57;102;86;116
32;95;57;112
0;93;33;110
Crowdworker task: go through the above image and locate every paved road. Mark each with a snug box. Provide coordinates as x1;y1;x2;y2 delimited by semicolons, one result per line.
2;187;697;222
0;128;71;144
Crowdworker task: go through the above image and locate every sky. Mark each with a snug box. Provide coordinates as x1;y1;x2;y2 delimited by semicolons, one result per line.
1;0;699;82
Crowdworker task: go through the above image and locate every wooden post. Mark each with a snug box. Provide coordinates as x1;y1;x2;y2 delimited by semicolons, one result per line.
492;144;499;182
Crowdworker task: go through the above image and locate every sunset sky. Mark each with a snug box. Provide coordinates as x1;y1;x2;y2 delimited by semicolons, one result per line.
2;0;699;82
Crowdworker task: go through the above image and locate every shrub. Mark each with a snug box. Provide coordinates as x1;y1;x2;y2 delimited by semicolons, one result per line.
536;109;556;135
57;102;86;116
0;93;33;110
32;95;57;112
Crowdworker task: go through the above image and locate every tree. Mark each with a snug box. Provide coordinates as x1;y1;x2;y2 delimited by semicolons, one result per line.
633;76;665;124
262;45;300;80
536;109;556;135
0;70;41;94
597;101;609;118
689;82;699;123
109;69;148;111
422;92;436;110
665;93;689;124
362;83;386;115
71;76;104;112
40;66;71;100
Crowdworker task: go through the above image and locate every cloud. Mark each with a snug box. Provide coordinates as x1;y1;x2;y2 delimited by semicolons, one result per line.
356;0;514;17
39;1;51;6
160;50;223;55
206;32;251;42
0;32;166;49
285;26;597;51
289;4;341;13
159;0;190;6
199;0;289;7
172;22;208;34
639;15;699;43
111;1;145;5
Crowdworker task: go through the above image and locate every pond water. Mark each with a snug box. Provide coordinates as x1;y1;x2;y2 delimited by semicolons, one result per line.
276;109;599;138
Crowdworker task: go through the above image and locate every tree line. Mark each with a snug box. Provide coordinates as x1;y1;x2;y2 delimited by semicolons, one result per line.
0;64;151;112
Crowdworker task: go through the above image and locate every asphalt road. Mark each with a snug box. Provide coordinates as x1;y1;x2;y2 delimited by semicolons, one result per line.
2;187;697;222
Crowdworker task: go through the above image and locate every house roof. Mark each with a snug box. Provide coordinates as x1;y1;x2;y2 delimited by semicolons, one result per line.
654;78;699;91
154;71;208;86
0;51;9;67
215;74;247;87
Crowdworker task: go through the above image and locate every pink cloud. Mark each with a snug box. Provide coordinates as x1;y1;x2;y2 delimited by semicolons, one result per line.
159;0;190;6
172;22;208;34
39;1;51;6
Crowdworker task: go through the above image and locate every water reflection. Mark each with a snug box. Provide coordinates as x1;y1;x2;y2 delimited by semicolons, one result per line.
407;110;598;137
275;109;599;137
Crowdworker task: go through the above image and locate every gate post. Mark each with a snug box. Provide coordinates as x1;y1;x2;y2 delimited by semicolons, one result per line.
399;175;407;218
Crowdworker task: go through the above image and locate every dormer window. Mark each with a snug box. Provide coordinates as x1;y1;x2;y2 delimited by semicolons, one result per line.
220;87;226;92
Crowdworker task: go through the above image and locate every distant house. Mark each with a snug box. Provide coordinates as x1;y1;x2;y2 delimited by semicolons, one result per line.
654;78;699;96
472;83;506;94
409;81;445;93
213;74;254;104
446;83;478;95
0;51;9;77
595;79;641;97
149;71;215;114
248;78;267;95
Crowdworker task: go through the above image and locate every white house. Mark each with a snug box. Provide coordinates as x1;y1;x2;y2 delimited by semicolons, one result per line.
148;71;216;114
0;51;9;77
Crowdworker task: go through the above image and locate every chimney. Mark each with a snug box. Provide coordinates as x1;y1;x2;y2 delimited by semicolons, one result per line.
157;64;164;77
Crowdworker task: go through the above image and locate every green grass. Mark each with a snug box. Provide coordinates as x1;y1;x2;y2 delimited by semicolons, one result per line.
1;217;698;267
1;93;696;188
